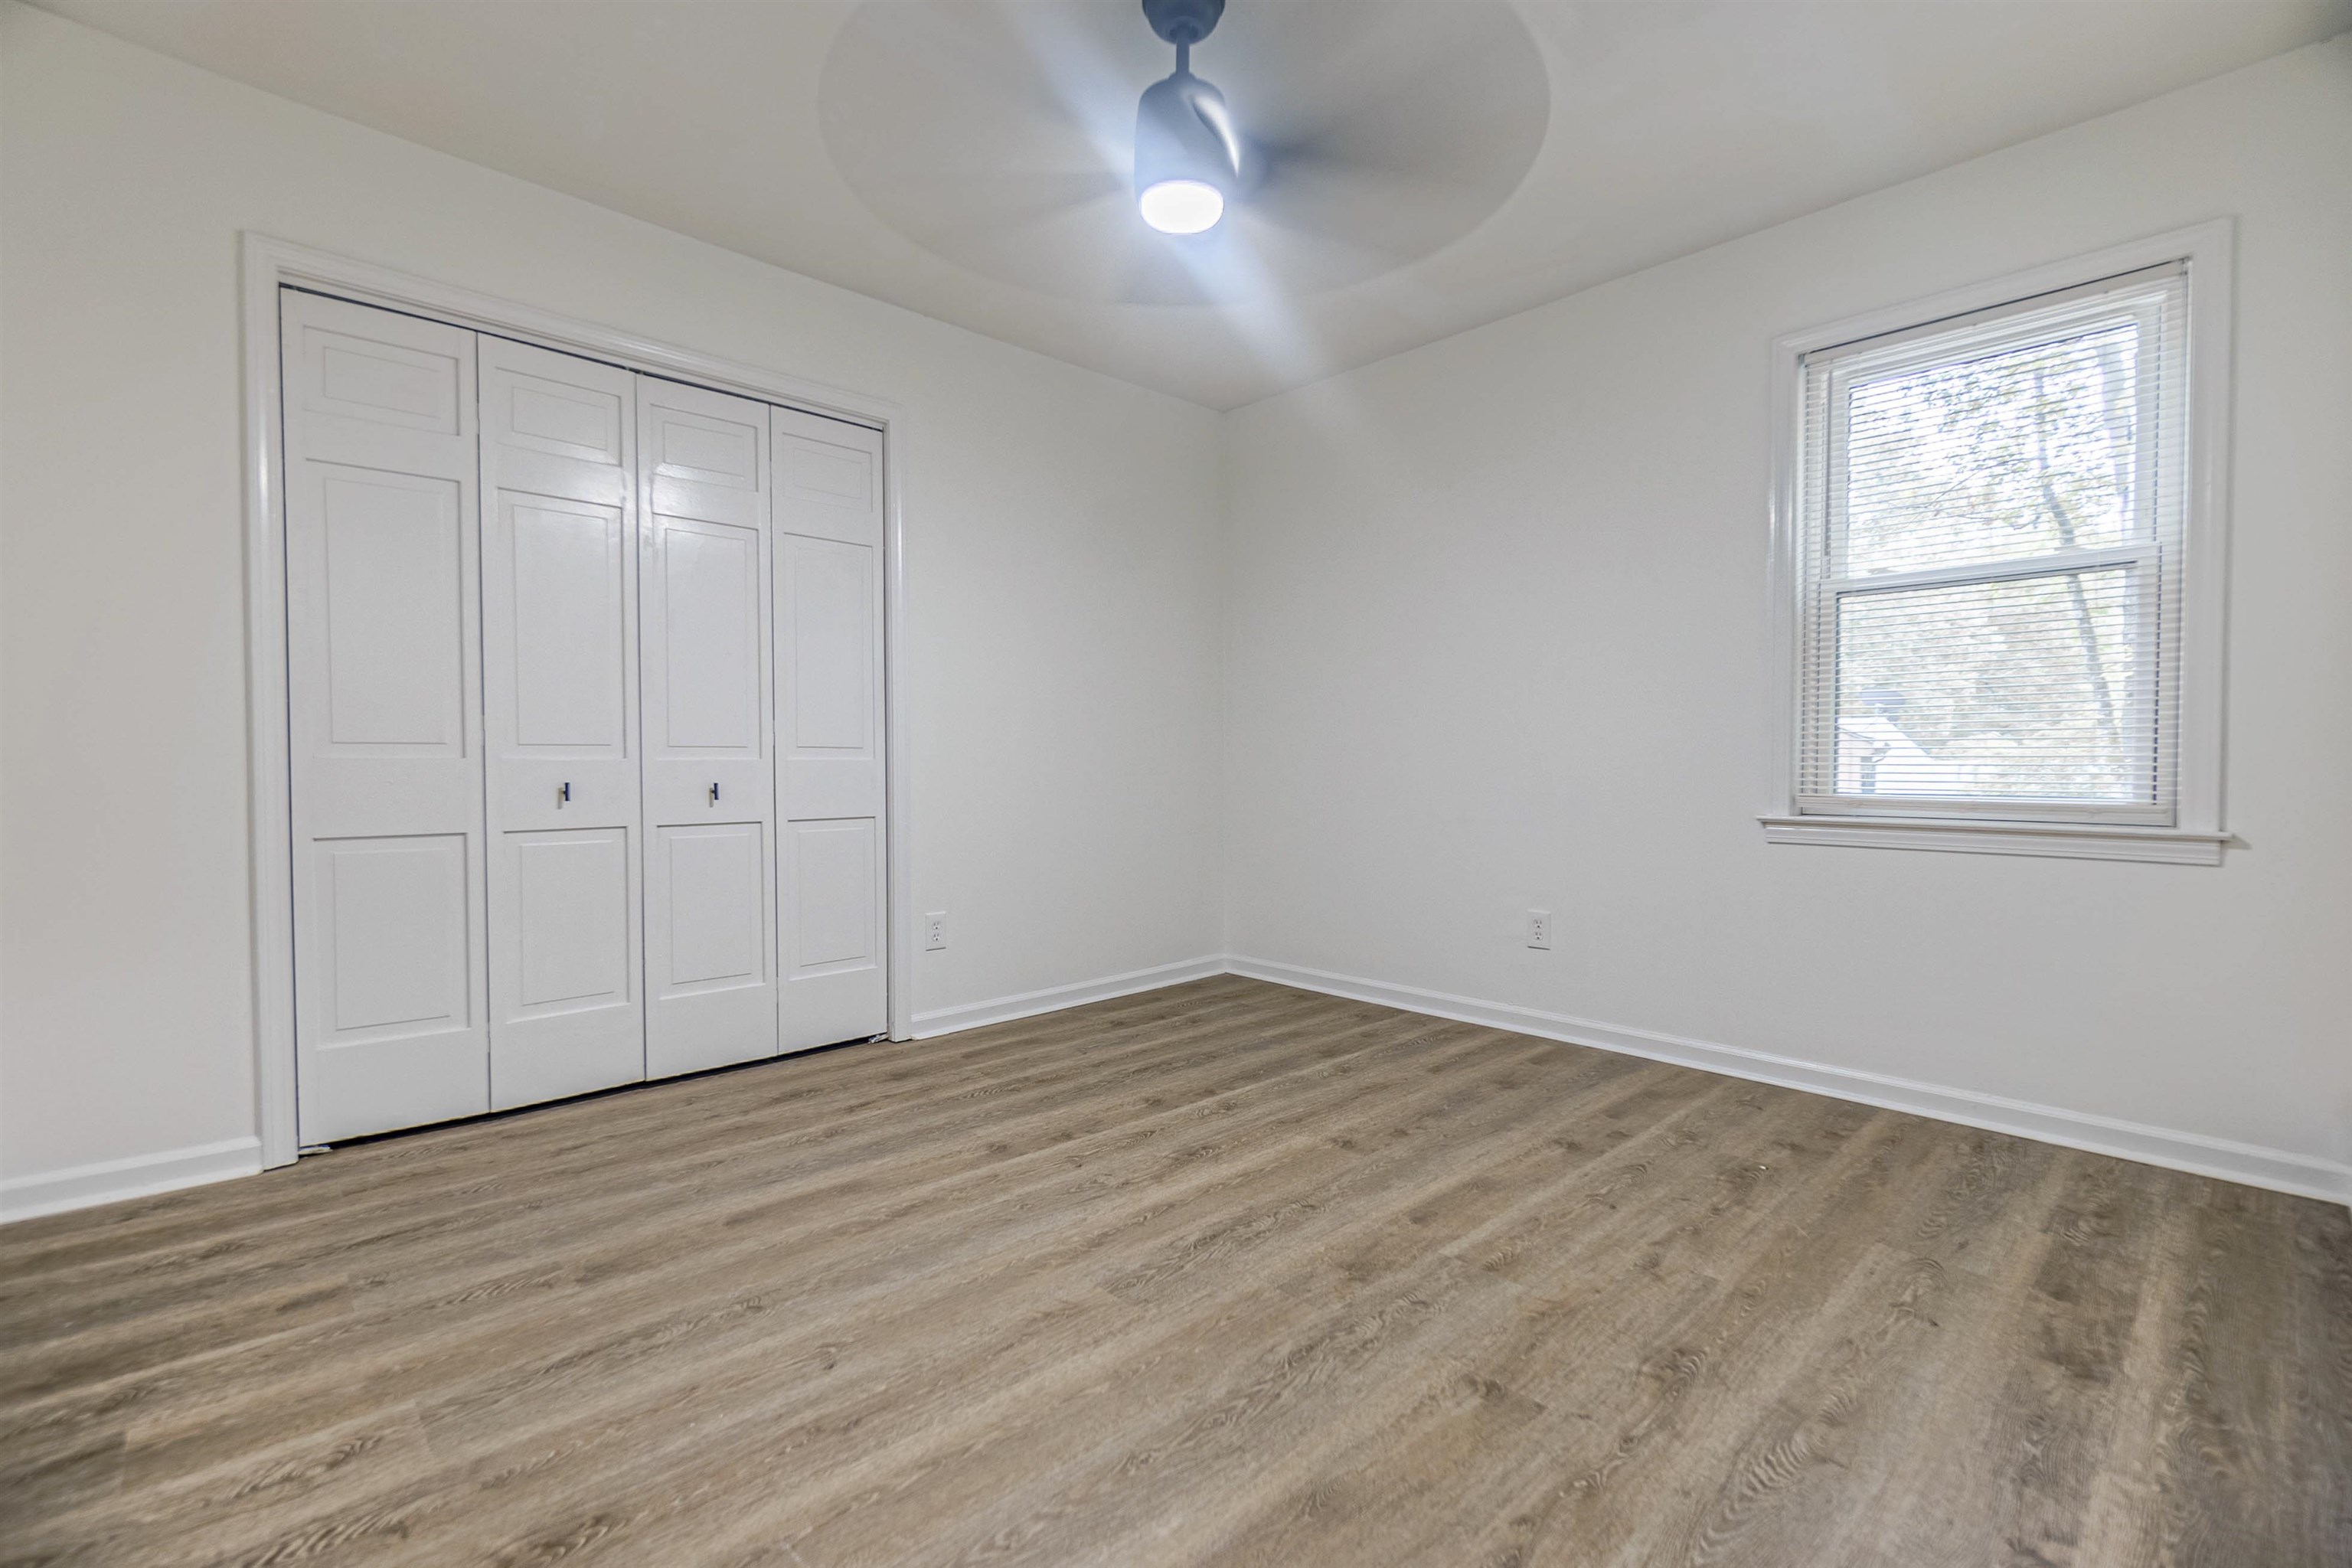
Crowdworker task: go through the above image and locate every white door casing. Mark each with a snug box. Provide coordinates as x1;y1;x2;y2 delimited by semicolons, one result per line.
773;408;890;1050
480;337;647;1108
638;377;782;1076
283;290;492;1143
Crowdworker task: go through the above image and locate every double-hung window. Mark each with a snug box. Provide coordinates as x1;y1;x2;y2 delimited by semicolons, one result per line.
1767;230;2230;864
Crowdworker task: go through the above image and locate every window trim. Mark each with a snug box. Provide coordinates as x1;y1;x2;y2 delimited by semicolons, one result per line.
1762;221;2235;865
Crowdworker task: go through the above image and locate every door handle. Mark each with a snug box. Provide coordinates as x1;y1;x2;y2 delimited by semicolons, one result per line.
559;781;570;807
709;782;720;805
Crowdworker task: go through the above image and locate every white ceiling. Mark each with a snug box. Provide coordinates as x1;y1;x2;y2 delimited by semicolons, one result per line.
38;0;2350;409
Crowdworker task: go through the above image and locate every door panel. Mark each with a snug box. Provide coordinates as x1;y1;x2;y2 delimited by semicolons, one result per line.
781;535;875;753
786;818;878;971
508;501;628;747
773;409;889;1050
646;401;760;491
317;469;468;750
481;338;645;1109
658;521;763;750
659;823;766;988
302;326;463;433
502;377;625;462
641;379;779;1076
512;829;633;1009
285;291;489;1144
319;835;472;1035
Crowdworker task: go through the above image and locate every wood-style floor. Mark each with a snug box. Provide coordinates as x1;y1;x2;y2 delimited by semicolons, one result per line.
2;976;2346;1567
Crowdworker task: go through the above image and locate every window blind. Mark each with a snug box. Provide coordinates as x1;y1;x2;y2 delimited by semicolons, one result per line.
1794;262;2191;823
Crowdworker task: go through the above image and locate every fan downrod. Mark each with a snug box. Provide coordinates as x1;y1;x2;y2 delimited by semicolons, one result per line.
1142;0;1223;49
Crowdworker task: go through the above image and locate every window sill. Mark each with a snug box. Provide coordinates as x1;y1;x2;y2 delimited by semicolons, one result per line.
1759;815;2230;865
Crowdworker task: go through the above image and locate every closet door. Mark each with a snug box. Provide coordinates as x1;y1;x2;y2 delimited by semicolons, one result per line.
638;378;781;1076
283;291;489;1143
773;409;890;1050
480;338;645;1108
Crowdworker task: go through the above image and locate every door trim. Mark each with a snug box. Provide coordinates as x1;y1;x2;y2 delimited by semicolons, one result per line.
241;234;915;1169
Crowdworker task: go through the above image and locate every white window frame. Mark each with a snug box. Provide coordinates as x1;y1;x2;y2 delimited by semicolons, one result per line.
1762;220;2234;865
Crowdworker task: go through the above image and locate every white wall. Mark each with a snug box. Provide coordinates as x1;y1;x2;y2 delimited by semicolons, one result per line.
0;3;1224;1198
1223;37;2352;1191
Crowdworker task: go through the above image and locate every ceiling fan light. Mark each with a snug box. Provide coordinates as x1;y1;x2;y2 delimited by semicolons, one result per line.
1138;178;1226;234
1134;68;1239;234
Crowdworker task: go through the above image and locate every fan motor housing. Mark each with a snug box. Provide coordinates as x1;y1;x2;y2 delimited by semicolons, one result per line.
1142;0;1223;47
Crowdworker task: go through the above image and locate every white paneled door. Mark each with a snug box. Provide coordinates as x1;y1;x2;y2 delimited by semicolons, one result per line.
283;290;887;1146
773;408;890;1050
283;290;492;1142
638;377;782;1078
480;338;646;1108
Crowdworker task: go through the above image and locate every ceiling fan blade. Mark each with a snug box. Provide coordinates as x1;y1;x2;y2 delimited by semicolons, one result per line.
1227;1;1549;266
867;171;1129;251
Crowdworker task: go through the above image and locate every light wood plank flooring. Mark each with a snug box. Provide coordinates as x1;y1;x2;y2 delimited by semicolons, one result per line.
3;976;2347;1566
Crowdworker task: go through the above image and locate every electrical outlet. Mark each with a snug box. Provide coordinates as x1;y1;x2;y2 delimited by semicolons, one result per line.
1526;910;1552;950
924;911;948;951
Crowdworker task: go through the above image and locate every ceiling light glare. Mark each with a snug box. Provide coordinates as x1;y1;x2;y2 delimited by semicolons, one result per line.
1138;178;1225;235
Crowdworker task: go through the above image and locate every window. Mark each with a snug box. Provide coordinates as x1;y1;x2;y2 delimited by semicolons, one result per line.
1766;228;2230;863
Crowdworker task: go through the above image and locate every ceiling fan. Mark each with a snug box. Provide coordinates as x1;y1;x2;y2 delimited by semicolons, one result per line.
818;0;1550;304
1132;0;1243;234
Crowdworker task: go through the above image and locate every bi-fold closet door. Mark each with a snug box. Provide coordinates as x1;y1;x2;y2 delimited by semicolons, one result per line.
479;337;646;1109
285;291;883;1146
284;292;491;1143
773;408;890;1051
637;378;781;1079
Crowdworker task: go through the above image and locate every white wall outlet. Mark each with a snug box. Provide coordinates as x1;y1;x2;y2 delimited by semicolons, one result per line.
924;911;948;951
1526;910;1552;950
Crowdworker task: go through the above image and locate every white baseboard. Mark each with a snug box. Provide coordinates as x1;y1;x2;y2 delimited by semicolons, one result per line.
11;957;2339;1222
0;1136;263;1224
1227;956;2352;1207
910;955;1229;1039
0;959;1230;1225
